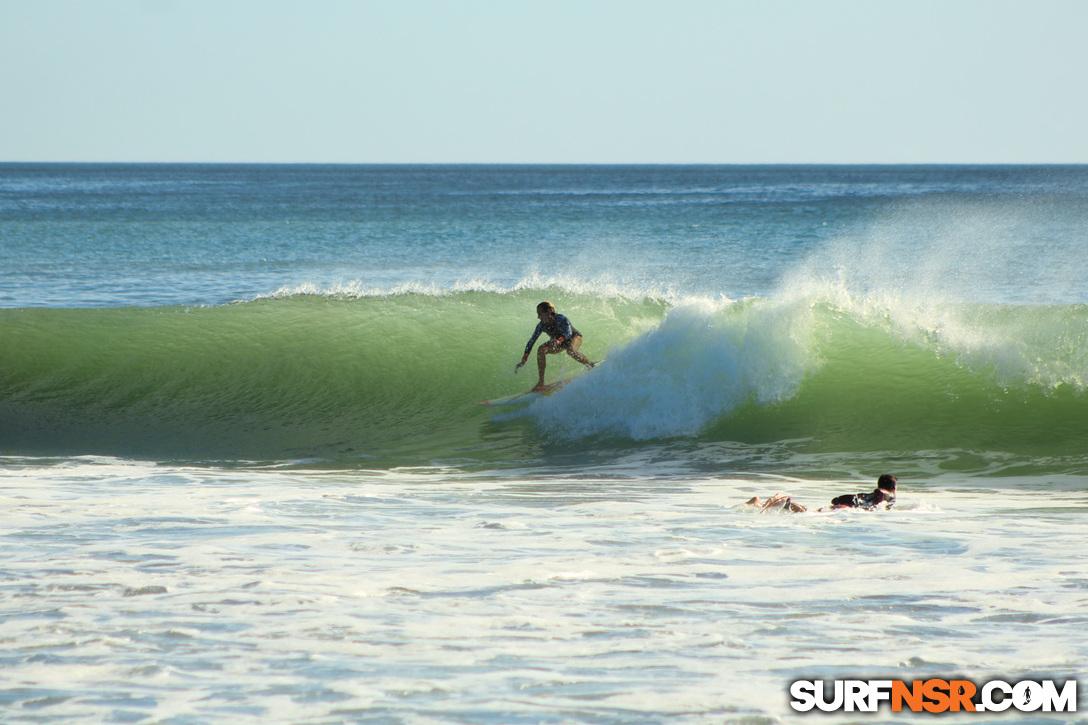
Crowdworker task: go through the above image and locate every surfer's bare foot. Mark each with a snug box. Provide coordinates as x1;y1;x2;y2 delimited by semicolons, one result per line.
762;493;788;507
531;383;548;393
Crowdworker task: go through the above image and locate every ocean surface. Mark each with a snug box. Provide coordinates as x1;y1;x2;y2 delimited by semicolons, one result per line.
1;164;1086;723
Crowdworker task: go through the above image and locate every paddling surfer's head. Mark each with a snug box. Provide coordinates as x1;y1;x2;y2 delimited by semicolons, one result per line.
877;474;897;493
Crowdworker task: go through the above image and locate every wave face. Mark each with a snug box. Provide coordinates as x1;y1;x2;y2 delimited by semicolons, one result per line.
2;288;1086;464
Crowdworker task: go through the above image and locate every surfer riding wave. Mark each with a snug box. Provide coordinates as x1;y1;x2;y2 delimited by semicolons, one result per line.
516;301;596;392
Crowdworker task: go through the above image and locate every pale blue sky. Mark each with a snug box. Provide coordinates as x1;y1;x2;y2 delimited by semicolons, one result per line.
2;0;1086;163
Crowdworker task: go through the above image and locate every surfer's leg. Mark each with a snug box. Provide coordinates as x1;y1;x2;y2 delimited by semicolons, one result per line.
534;340;561;390
760;493;788;512
565;335;593;367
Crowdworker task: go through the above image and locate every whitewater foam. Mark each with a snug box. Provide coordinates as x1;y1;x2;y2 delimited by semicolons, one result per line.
534;296;817;441
254;272;706;308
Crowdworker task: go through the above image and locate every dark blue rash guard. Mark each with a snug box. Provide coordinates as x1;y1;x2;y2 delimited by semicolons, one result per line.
523;314;581;356
830;488;896;510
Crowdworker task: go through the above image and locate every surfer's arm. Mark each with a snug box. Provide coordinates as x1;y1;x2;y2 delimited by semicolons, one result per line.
516;324;544;372
523;325;544;356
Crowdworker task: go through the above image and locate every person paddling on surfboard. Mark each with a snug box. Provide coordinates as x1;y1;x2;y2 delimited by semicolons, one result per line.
515;301;595;392
827;474;897;510
744;474;899;513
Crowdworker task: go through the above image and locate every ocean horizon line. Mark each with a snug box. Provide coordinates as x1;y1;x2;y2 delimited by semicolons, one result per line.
3;160;1086;168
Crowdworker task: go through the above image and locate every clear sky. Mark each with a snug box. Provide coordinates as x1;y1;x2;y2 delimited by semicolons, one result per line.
2;0;1086;164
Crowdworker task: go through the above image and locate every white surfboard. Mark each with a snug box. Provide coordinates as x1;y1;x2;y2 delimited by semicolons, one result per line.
476;360;603;407
476;378;569;406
